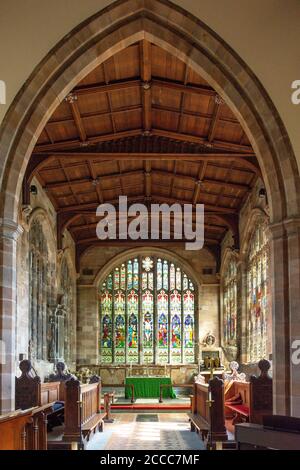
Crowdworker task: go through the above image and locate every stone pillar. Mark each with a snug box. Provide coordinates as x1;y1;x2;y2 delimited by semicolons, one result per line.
285;218;300;417
269;222;291;416
77;285;98;365
0;218;23;413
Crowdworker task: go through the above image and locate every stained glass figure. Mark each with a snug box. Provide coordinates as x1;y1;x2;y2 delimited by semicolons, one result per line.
163;260;168;290
114;291;125;363
142;290;154;363
247;223;269;362
120;264;126;290
170;264;175;290
157;259;162;290
99;256;196;365
183;289;194;362
127;260;133;290
114;268;120;290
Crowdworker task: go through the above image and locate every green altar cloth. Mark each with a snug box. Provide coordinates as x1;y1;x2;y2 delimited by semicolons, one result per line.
125;377;176;399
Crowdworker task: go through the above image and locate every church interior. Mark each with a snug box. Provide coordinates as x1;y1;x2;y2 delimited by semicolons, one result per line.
0;0;300;453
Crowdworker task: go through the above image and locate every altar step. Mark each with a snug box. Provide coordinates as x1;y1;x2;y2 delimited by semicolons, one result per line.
111;403;191;411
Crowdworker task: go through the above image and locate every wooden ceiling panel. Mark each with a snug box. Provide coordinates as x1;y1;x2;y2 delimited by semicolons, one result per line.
82;114;113;137
46;120;78;142
93;160;121;176
38;167;67;183
110;87;141;110
49;100;73;122
76;192;99;205
56;194;78;207
77;92;109;115
151;45;186;82
150;160;176;173
152;86;182;110
174;161;200;178
37;129;50;145
183;93;214;115
113;109;142;132
186;69;211;87
104;44;140;81
152;109;179;132
180;115;211;137
214;120;244;144
63;163;91;180
77;65;106;87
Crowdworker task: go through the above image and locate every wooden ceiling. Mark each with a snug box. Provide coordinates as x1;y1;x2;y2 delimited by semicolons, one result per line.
26;40;259;263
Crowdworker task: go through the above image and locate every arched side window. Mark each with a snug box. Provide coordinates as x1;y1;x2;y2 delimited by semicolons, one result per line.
247;222;269;362
99;256;196;365
222;256;238;348
29;219;53;361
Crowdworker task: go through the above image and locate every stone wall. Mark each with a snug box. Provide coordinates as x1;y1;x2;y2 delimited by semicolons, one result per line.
15;178;77;380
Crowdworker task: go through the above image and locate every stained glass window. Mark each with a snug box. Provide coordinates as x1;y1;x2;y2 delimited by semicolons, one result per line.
222;256;237;349
99;256;196;364
247;223;270;362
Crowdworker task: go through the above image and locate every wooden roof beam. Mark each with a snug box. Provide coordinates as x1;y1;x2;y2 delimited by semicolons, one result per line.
65;93;87;142
75;237;220;246
140;40;152;132
151;129;253;153
208;97;223;143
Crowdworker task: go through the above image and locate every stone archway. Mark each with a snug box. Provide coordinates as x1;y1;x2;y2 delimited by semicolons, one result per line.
0;0;299;414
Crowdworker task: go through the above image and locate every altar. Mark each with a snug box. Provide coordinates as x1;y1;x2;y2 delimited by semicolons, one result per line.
125;377;176;399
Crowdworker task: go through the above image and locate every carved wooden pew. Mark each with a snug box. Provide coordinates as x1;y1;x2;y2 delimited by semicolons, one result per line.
224;381;250;423
15;360;62;409
224;359;273;425
0;409;33;450
63;378;105;444
26;403;55;450
15;360;64;433
189;377;228;445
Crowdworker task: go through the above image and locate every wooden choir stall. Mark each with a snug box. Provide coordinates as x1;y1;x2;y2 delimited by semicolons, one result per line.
189;376;228;448
0;360;108;450
62;377;106;446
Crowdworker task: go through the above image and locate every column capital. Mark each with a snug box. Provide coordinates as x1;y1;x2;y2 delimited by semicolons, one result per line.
0;218;24;241
268;220;286;240
284;217;300;236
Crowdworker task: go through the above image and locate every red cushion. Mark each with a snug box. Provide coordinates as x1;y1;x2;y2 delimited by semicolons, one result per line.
226;404;249;416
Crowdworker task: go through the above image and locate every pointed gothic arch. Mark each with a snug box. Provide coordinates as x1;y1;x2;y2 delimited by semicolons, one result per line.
0;0;299;414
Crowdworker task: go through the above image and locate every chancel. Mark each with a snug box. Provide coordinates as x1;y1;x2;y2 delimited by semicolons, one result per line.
0;0;300;453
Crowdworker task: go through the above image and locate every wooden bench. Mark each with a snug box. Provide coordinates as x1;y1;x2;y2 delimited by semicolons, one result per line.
224;359;273;425
189;377;228;446
225;381;250;424
15;360;65;432
26;403;55;450
63;378;106;444
0;409;33;450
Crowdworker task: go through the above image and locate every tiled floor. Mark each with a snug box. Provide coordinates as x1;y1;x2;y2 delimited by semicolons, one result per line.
87;412;205;451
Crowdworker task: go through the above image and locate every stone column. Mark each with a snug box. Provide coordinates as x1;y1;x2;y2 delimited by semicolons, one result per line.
269;222;291;416
0;218;23;413
77;285;98;365
285;218;300;417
